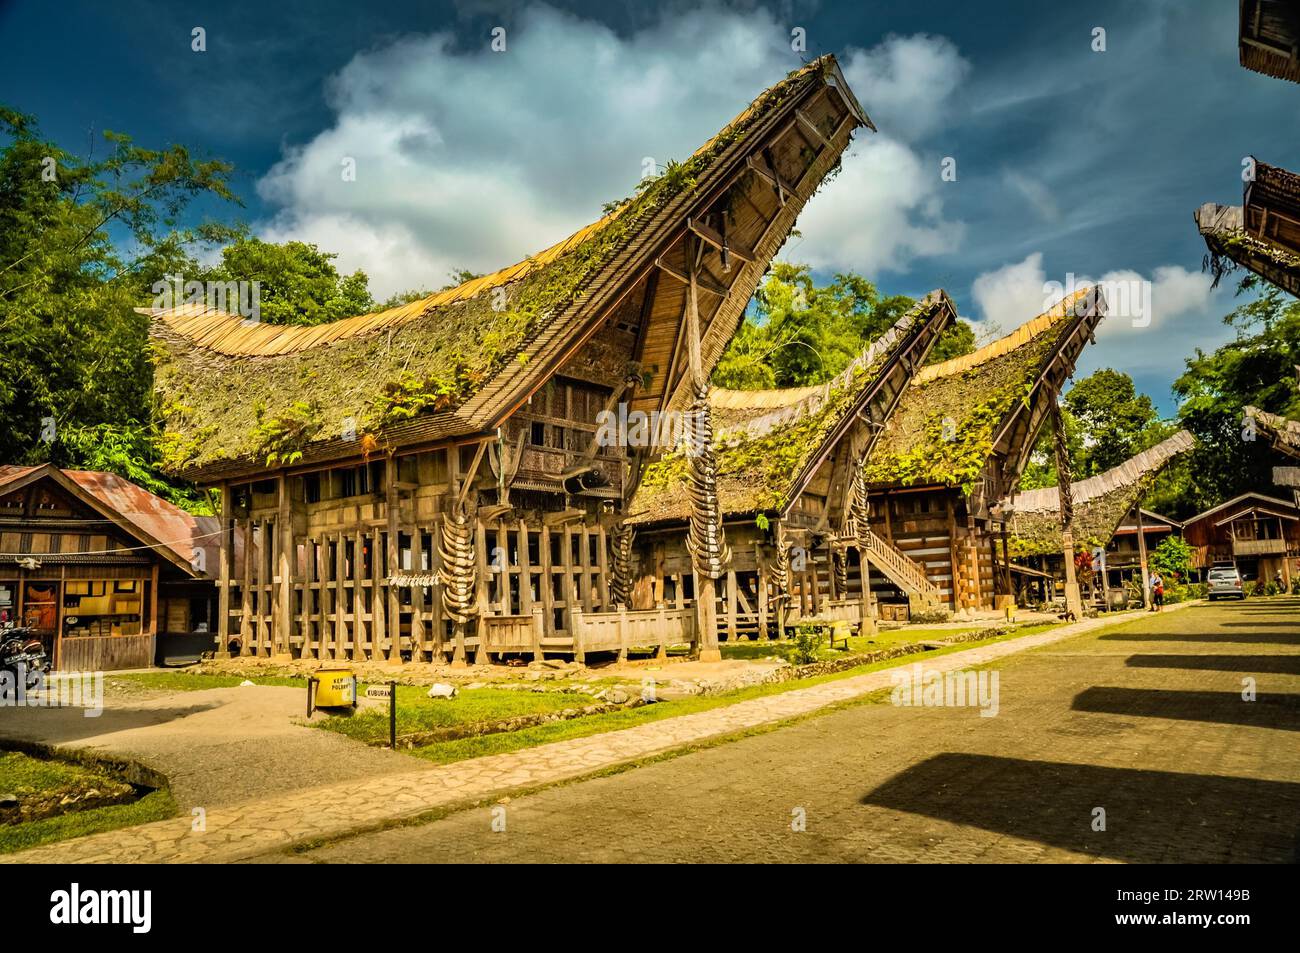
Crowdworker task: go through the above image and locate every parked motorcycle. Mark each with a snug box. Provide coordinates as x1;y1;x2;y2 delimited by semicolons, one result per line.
1;627;50;690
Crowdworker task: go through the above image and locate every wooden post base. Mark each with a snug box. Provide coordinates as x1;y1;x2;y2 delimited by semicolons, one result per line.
696;648;722;663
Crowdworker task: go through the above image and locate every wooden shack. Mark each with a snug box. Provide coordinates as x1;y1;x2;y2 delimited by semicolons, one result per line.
0;464;221;670
1182;492;1300;585
861;288;1107;612
144;56;874;664
626;292;956;639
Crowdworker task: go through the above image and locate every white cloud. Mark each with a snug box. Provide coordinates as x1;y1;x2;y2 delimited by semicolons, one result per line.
254;4;971;298
838;33;970;143
789;137;966;274
780;33;970;275
970;251;1049;337
969;253;1227;375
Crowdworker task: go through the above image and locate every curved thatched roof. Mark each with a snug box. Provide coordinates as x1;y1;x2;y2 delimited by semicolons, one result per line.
1004;431;1194;557
629;292;956;526
863;288;1103;493
148;55;871;482
1239;1;1300;84
1246;405;1300;459
1197;160;1300;295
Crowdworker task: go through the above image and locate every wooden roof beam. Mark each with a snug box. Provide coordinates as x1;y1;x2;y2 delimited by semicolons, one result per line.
796;108;832;151
687;216;756;265
746;153;793;205
654;256;731;299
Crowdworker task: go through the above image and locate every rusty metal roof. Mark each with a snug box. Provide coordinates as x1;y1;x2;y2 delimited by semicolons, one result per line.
0;464;227;577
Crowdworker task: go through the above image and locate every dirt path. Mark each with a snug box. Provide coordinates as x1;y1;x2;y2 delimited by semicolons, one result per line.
0;684;424;809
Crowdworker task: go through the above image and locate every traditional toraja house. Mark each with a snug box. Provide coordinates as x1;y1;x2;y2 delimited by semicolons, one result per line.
626;292;956;638
1238;0;1300;84
1182;492;1300;586
144;56;874;665
0;464;222;671
1001;431;1195;605
860;287;1107;614
1246;405;1300;461
1197;160;1300;296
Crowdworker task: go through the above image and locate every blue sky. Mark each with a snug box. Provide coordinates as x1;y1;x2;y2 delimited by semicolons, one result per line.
2;0;1294;413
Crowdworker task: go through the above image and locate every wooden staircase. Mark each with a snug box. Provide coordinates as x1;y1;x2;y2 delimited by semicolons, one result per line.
852;524;944;608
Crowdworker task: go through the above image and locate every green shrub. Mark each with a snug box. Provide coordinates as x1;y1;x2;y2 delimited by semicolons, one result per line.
790;621;826;664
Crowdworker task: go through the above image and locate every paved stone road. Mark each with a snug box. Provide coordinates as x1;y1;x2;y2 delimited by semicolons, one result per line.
4;609;1155;863
298;599;1300;864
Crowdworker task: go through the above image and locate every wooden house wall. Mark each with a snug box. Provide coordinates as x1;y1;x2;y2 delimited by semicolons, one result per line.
866;486;998;610
1182;499;1300;568
215;339;648;659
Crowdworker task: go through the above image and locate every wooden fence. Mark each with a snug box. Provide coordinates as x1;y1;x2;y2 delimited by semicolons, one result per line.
570;607;697;662
57;634;154;672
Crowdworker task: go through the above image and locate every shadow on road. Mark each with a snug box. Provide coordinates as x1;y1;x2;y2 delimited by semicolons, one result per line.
1099;630;1299;644
861;753;1300;863
1072;687;1300;730
1125;654;1300;675
0;701;219;747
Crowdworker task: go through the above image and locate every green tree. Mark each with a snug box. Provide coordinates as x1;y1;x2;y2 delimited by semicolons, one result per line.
203;237;374;326
1063;368;1161;473
1150;535;1194;583
1174;284;1300;511
712;263;971;389
1018;369;1188;514
0;107;239;507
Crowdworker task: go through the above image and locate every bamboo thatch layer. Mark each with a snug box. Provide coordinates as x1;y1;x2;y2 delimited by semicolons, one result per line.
1240;0;1300;83
1246;405;1300;459
149;55;869;480
629;293;953;525
863;288;1094;492
1198;202;1300;296
1004;431;1194;557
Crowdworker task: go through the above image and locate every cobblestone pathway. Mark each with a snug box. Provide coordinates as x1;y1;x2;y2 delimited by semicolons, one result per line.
297;599;1300;864
4;605;1213;863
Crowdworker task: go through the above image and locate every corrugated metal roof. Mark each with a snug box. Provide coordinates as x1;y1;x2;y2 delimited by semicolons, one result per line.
0;465;226;577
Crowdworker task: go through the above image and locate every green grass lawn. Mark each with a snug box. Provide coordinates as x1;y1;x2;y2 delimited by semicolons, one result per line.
409;622;1060;765
719;625;985;662
0;751;177;855
108;671;307;693
312;684;597;744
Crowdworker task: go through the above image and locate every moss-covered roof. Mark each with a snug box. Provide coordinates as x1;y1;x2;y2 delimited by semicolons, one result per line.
1246;405;1300;459
862;289;1094;493
1196;202;1300;296
1005;431;1194;557
149;56;861;479
629;293;950;525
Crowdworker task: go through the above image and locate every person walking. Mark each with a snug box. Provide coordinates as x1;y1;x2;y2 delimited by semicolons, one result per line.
1149;571;1164;612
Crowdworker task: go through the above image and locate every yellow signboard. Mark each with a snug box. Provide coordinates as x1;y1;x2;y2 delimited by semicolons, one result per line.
313;669;356;707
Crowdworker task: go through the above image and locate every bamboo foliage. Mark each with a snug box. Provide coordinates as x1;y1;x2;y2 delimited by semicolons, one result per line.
610;521;635;607
684;385;731;579
439;500;478;624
